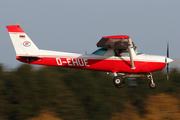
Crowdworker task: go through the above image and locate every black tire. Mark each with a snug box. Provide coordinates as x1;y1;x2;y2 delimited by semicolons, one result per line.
115;81;125;89
149;82;157;89
113;76;124;86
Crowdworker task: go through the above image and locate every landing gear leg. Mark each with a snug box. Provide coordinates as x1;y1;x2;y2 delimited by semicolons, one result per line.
147;73;156;89
113;73;125;89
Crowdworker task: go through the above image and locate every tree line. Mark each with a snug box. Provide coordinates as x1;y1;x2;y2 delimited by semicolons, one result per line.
0;64;180;120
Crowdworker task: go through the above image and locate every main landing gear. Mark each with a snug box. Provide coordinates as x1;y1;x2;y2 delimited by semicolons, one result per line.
113;76;125;89
112;73;157;89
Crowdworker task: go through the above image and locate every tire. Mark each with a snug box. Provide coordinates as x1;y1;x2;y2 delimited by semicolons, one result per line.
149;82;157;89
115;81;125;89
113;76;124;86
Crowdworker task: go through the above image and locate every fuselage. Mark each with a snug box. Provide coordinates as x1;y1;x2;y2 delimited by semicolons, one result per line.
6;24;174;89
16;49;170;74
6;25;172;74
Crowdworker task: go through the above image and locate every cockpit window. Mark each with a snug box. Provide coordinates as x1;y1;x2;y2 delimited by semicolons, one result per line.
136;47;144;55
92;48;107;55
114;49;129;57
114;49;124;57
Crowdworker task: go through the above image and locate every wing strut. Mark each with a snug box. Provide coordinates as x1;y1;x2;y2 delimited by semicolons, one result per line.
128;39;136;69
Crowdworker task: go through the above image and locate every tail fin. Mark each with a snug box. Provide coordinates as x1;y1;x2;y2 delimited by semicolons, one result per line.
6;24;39;56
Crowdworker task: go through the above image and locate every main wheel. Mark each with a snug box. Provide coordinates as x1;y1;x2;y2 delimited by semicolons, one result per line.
113;76;124;88
115;81;125;89
149;82;157;89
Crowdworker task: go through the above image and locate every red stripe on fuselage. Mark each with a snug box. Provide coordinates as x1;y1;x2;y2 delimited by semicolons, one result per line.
16;56;166;73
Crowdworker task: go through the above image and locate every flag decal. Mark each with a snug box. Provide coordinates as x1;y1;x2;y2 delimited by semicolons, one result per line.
19;35;25;39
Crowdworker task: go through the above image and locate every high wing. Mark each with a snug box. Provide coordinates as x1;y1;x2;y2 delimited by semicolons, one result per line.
97;35;136;49
97;35;136;69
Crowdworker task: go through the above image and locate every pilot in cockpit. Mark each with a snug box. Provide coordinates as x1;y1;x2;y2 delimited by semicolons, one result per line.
115;49;124;57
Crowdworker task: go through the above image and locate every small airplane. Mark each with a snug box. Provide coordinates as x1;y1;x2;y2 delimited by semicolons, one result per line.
6;24;173;89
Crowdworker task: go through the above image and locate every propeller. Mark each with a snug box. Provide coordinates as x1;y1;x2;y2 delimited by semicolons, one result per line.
166;42;169;81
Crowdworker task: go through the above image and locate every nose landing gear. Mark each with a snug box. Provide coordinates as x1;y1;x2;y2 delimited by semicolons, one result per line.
147;73;157;89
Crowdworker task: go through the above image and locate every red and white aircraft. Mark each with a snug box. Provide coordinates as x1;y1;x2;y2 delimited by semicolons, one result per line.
6;24;173;89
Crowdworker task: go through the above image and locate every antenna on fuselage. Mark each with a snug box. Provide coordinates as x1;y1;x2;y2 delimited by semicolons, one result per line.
85;50;87;55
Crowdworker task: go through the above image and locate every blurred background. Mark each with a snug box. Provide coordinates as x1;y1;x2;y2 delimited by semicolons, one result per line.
0;64;180;120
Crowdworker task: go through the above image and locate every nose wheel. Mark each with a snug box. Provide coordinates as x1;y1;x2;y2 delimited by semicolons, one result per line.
147;73;157;89
149;82;156;89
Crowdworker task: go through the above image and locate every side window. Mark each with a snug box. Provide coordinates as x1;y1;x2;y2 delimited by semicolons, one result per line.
92;48;107;55
114;49;129;57
114;49;124;57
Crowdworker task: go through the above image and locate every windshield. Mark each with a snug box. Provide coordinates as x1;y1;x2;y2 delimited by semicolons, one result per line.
136;47;144;55
92;48;107;55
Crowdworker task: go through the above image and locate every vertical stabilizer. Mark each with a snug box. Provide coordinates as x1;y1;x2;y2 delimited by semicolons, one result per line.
6;24;39;56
